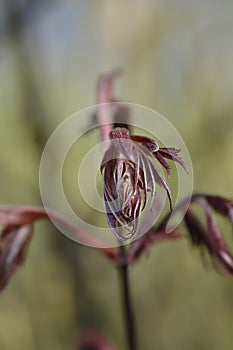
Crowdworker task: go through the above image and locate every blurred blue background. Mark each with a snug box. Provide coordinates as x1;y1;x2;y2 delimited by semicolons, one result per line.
0;1;233;349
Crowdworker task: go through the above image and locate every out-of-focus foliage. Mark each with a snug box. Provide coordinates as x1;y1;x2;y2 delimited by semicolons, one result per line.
0;1;233;349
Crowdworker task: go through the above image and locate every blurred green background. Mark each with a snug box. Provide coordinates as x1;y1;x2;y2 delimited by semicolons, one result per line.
0;1;233;349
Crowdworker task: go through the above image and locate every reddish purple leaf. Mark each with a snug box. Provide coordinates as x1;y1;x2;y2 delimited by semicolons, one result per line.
184;209;208;248
156;147;187;173
0;206;120;260
131;136;188;176
203;202;233;273
0;225;33;291
203;194;233;223
0;206;48;226
184;204;233;274
101;127;182;240
0;206;120;292
130;135;159;152
153;151;171;177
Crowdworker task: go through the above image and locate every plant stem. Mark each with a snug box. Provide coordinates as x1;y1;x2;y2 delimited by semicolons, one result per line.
119;245;138;350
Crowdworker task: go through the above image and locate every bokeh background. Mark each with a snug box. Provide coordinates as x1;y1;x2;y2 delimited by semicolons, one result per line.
0;1;233;349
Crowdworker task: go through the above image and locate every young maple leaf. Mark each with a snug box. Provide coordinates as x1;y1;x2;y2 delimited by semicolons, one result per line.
101;127;186;241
